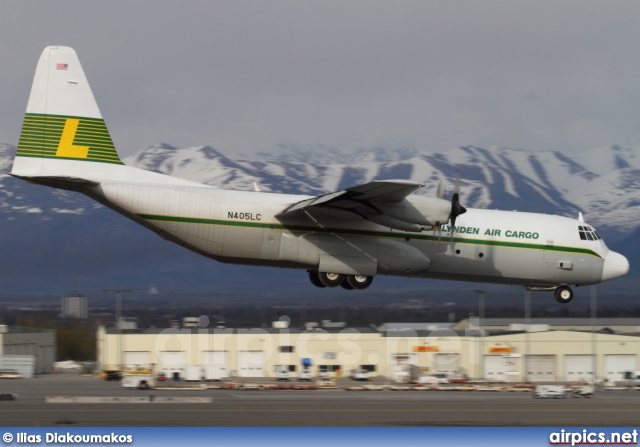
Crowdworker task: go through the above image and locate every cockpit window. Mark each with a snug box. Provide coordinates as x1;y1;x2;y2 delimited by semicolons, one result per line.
578;225;601;241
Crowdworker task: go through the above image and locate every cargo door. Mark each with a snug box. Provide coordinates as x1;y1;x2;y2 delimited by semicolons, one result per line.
605;354;636;382
525;355;556;382
238;351;265;378
434;353;459;375
201;351;229;380
564;355;594;382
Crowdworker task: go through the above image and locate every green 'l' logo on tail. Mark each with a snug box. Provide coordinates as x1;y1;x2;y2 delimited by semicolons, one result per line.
16;113;123;164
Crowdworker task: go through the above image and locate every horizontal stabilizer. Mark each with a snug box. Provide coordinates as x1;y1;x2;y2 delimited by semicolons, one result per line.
9;174;99;190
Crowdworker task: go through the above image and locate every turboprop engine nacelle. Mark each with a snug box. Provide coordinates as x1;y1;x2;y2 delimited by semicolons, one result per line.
373;195;452;230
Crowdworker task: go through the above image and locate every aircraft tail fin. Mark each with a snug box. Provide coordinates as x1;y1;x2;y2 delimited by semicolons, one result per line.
12;46;123;178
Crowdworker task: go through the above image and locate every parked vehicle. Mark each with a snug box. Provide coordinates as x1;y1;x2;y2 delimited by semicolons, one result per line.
122;373;155;390
298;369;312;381
0;370;21;379
624;371;640;386
204;364;227;381
185;365;202;382
394;364;427;383
103;370;122;381
533;385;566;399
416;372;449;385
350;369;370;381
276;369;290;381
571;385;594;398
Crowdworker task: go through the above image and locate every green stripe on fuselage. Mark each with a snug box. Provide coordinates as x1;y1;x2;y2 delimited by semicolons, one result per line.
136;213;602;258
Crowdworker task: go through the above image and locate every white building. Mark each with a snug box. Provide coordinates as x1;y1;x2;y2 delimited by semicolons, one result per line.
97;320;640;383
61;293;88;319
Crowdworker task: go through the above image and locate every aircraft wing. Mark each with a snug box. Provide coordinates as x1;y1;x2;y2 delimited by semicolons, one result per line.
278;179;424;215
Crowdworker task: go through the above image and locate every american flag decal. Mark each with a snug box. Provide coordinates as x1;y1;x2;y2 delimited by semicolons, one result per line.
56;63;68;70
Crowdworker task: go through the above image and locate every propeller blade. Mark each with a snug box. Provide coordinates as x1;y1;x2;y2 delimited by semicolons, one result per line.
448;172;467;239
436;180;445;199
453;171;461;195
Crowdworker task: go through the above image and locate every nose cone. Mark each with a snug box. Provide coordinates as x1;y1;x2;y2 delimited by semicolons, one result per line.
602;251;630;282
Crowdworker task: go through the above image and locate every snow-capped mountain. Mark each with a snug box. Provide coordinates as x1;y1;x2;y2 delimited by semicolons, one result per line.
0;142;637;298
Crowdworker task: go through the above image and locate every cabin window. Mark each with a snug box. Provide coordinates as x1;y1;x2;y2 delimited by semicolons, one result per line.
578;225;601;241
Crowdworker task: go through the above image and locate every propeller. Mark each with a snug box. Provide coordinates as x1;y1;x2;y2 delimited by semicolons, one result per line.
433;172;467;241
448;171;467;235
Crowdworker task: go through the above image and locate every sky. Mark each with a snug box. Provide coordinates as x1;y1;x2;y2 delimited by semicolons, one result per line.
2;1;640;159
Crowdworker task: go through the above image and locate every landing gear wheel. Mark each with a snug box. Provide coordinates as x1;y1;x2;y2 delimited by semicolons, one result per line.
554;286;573;304
345;275;373;290
318;272;345;288
308;271;326;288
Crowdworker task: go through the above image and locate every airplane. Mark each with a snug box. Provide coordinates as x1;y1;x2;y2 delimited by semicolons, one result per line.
10;46;629;304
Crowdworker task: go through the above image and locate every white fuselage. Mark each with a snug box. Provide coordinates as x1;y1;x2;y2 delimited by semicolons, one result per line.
85;178;611;289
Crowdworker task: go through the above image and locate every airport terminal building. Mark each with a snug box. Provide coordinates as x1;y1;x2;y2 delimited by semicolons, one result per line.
96;318;640;383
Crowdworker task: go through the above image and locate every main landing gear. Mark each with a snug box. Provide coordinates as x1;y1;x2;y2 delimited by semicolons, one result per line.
308;271;373;290
554;286;574;304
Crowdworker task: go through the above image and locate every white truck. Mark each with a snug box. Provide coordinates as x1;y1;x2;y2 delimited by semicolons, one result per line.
185;366;202;382
533;385;566;399
204;364;227;381
122;373;155;390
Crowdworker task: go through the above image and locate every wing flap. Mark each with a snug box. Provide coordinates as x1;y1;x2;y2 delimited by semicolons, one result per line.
342;179;424;202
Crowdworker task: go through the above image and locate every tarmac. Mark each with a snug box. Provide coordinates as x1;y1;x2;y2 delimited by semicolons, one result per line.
0;373;639;426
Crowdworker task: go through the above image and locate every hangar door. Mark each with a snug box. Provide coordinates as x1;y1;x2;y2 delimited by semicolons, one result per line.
159;351;186;379
238;351;265;378
525;355;556;382
201;351;229;380
605;355;636;382
564;355;594;382
484;355;520;382
434;353;459;375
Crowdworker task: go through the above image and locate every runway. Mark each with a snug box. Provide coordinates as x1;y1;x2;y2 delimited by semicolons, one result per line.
1;374;638;426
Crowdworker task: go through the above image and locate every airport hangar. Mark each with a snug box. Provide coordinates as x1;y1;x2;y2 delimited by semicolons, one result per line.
0;325;55;377
97;318;640;383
